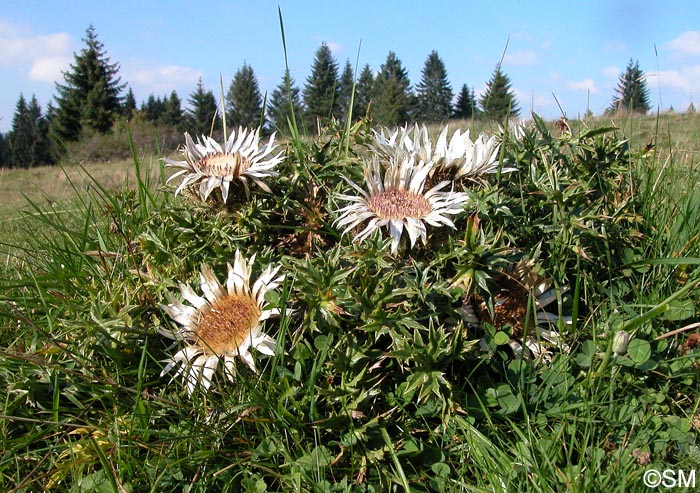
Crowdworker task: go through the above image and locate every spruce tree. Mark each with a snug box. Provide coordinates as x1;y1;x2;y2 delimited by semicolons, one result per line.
0;133;8;168
303;42;340;128
8;94;50;167
372;51;413;127
480;65;520;120
226;63;264;129
453;84;477;119
27;95;51;165
50;25;124;144
163;91;185;130
44;102;60;160
416;50;453;122
355;64;374;120
609;59;651;114
142;94;165;122
123;87;137;118
338;59;356;121
8;94;32;168
83;79;115;132
186;78;219;136
268;69;303;135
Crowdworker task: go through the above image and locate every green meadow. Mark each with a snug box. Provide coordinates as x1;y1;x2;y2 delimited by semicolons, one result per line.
0;111;699;492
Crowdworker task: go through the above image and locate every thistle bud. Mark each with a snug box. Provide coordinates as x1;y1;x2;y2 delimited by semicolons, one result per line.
612;330;631;355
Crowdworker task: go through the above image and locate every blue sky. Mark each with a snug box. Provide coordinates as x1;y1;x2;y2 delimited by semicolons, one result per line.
1;0;699;133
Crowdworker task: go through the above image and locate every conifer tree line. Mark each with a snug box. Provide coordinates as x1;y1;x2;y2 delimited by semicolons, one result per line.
0;25;656;168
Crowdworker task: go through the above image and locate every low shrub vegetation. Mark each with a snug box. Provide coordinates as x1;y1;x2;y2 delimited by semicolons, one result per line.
0;111;698;492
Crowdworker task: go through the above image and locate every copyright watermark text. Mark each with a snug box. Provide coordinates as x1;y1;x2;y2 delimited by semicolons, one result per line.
643;469;696;489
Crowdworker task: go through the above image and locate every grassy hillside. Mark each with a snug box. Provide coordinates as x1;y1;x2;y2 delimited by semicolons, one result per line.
0;157;162;218
0;156;162;274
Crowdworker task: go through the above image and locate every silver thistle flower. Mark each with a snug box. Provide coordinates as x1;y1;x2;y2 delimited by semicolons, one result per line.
335;156;468;254
164;127;284;202
158;250;284;394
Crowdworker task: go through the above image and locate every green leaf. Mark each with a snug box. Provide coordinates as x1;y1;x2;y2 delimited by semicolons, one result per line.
73;470;115;493
296;445;333;468
575;353;593;368
484;387;499;408
627;339;651;364
255;437;280;458
264;289;280;305
493;331;511;346
635;359;658;371
313;334;333;352
578;125;617;140
581;339;597;355
241;475;267;493
614;355;635;367
495;384;521;414
663;299;695;321
431;462;450;477
575;339;597;367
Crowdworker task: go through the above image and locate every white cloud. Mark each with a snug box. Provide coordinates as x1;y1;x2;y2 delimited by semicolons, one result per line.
567;78;599;94
653;66;700;94
665;31;700;57
515;88;554;115
325;41;343;55
532;94;553;112
28;56;71;82
0;30;71;66
310;35;343;56
603;66;620;79
503;49;539;67
0;21;72;85
127;64;203;93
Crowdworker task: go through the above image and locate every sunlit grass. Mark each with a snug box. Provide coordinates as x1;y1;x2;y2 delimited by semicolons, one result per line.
0;157;161;217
